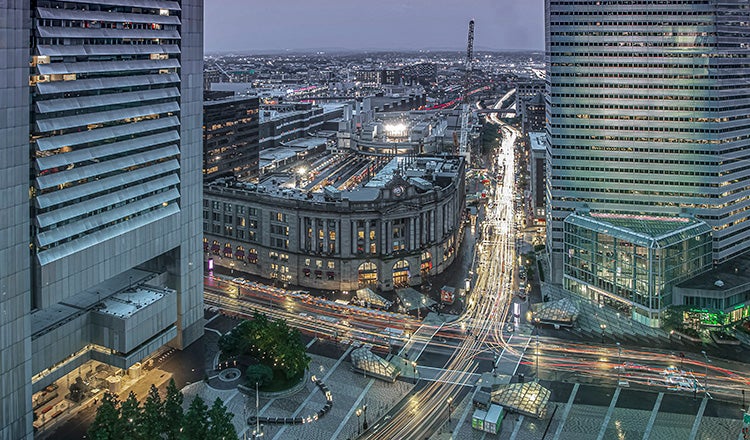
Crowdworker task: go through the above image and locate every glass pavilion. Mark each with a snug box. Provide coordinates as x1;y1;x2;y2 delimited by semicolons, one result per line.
563;212;712;327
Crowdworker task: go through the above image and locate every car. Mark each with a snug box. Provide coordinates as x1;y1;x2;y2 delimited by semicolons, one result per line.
231;277;247;285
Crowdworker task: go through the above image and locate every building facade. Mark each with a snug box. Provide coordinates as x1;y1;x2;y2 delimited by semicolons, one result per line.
564;212;713;327
203;156;466;292
546;0;750;283
0;2;204;437
203;95;260;180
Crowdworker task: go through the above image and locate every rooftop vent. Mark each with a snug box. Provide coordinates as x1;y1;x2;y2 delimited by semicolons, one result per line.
714;280;725;287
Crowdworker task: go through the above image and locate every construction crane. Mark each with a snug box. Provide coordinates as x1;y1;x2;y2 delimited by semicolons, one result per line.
465;19;475;97
458;19;475;160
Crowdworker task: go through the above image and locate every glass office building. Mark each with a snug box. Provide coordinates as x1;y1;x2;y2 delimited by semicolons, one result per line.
545;0;750;284
564;212;713;327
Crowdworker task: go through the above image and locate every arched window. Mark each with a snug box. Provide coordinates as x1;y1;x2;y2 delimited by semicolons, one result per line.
358;262;378;288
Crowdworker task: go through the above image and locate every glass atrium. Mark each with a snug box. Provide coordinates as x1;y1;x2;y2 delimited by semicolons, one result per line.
563;212;712;327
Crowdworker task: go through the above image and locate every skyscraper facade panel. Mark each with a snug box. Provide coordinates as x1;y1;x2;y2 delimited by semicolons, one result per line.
0;2;204;438
545;0;750;283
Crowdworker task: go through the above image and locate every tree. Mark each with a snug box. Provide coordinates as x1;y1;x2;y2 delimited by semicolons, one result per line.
207;397;237;440
164;378;184;440
140;384;164;439
120;391;143;440
180;396;209;440
245;364;273;387
88;392;122;440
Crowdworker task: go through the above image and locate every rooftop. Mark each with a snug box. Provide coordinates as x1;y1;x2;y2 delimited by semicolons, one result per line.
528;132;547;151
209;153;462;205
566;212;712;248
677;252;750;292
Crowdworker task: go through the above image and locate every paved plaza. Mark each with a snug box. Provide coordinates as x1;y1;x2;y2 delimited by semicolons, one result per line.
430;382;744;440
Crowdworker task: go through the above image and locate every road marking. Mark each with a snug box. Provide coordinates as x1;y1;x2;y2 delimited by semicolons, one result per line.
494;335;513;369
642;392;664;440
513;336;532;375
306;337;317;349
272;346;353;440
205;313;221;325
414;323;445;363
329;378;375;440
688;397;709;440
595;387;621;440
552;383;579;440
509;415;525;440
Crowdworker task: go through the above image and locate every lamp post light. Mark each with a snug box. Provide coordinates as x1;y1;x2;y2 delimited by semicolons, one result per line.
356;408;362;435
446;396;453;431
616;342;622;383
701;350;710;394
535;330;540;380
412;361;418;384
600;323;606;343
362;404;368;431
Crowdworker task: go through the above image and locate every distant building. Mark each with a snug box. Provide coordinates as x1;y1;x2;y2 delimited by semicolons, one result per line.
402;62;437;85
259;103;345;150
203;155;466;292
522;93;545;134
204;95;260;180
528;133;547;223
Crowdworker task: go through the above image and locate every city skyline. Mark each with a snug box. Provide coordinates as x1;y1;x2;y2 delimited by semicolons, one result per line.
204;0;545;54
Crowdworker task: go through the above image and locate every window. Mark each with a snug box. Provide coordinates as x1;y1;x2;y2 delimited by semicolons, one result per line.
327;261;335;269
316;260;323;269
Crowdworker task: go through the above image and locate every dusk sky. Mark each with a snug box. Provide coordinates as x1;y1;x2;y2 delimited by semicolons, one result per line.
204;0;545;53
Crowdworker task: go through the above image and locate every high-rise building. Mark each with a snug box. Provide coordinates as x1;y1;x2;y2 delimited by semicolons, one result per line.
203;95;260;180
545;0;750;284
1;2;204;438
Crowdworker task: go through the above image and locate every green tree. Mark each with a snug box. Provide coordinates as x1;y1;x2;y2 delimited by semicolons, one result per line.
180;396;209;440
207;397;237;440
245;364;273;387
164;378;184;440
88;392;122;440
120;391;143;440
140;384;164;439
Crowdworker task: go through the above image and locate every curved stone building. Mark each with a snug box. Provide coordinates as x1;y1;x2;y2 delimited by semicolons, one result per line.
203;154;466;292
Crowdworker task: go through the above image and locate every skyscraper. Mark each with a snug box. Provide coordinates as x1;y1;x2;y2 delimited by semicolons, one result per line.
0;1;204;438
546;0;750;284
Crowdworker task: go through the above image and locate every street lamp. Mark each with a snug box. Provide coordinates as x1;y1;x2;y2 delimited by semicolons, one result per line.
412;361;418;384
600;323;606;343
362;404;368;431
446;396;453;431
535;330;540;380
701;350;710;394
616;342;621;383
355;408;362;435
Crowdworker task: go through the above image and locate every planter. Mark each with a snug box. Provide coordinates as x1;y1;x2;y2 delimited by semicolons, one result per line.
710;331;741;346
239;370;308;400
670;329;701;343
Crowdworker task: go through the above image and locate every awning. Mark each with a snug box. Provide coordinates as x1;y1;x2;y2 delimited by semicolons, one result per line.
327;271;335;278
235;250;245;258
211;244;220;252
303;268;311;274
223;247;232;254
248;253;258;262
315;270;322;276
203;242;209;251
